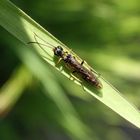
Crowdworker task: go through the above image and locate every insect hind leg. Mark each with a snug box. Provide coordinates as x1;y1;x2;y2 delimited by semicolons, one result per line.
68;73;86;91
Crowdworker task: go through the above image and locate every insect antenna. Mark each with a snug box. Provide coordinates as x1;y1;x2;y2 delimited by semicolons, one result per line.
28;32;57;48
27;32;58;56
28;41;53;48
36;32;56;48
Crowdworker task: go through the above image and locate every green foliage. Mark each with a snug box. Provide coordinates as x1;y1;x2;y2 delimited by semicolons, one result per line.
0;0;140;139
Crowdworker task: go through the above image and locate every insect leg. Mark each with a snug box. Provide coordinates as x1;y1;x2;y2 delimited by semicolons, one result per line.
80;60;101;76
72;70;86;91
69;72;84;87
69;70;77;80
56;58;62;65
80;60;84;65
79;80;86;91
69;73;75;80
55;51;69;65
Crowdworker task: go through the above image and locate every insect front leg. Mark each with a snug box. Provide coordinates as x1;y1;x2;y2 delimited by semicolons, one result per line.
56;58;62;65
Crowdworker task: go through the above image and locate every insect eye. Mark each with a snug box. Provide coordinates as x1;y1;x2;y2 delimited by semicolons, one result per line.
54;46;63;56
58;46;63;51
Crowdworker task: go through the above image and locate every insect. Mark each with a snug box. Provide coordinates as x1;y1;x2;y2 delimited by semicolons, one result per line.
28;33;103;89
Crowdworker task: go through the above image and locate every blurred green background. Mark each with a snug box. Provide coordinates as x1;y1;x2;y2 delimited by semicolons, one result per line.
0;0;140;140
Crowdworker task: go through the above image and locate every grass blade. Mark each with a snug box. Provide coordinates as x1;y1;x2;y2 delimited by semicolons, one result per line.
0;0;140;128
0;66;32;116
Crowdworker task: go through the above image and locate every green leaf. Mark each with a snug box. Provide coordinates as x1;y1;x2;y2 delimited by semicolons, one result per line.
0;66;32;116
15;45;94;140
0;0;140;129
